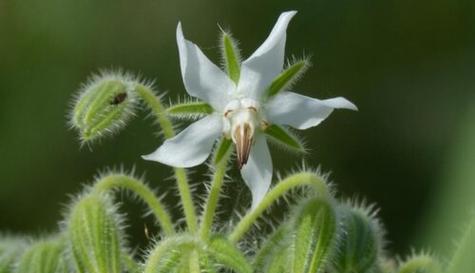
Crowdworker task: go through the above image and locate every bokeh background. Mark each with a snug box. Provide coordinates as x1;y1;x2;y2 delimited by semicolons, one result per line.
1;0;474;258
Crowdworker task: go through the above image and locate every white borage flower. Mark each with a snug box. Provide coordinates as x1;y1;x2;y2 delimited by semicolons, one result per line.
143;11;357;208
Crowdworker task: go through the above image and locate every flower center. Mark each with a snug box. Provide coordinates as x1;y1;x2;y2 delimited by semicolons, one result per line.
222;98;266;168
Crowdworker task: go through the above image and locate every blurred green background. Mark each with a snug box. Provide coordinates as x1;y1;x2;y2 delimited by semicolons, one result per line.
1;0;474;258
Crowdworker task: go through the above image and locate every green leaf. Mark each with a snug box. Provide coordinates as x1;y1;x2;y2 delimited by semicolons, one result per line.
167;101;214;118
207;236;252;273
221;31;241;83
265;59;309;98
213;137;233;165
264;124;304;152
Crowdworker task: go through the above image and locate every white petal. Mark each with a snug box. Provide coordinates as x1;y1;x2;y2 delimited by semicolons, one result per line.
142;114;223;168
177;23;235;110
240;133;273;209
266;91;357;130
237;11;297;100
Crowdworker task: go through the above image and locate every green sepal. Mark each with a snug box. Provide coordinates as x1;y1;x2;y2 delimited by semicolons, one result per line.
167;101;214;118
66;193;124;273
206;236;252;273
16;238;68;273
264;124;305;152
213;137;233;165
221;31;241;83
265;59;309;98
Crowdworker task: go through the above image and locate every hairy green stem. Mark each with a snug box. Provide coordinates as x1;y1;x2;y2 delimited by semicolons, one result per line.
93;174;175;236
199;150;232;240
135;84;198;233
228;172;329;243
189;250;201;273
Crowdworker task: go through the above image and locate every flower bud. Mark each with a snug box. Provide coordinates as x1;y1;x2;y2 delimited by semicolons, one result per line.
333;202;385;273
70;72;138;143
16;239;67;273
290;197;338;273
66;193;124;273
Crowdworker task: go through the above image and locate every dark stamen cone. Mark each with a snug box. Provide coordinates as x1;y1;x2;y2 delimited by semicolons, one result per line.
234;123;253;169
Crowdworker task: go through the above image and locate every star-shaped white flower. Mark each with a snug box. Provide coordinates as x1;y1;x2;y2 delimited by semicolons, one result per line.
143;11;357;208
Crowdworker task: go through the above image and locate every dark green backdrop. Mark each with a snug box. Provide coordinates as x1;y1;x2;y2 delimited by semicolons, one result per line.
1;0;474;256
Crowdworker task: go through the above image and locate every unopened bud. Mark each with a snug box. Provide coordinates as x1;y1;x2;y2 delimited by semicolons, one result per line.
66;193;124;273
333;202;385;273
291;197;338;273
16;238;67;273
70;72;138;143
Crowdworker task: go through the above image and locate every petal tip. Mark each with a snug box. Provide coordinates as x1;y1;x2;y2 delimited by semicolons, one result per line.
345;100;358;111
176;22;184;38
282;10;298;17
141;153;156;162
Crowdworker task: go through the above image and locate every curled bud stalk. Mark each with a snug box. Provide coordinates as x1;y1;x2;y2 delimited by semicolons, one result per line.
70;71;139;143
65;193;126;273
16;238;68;273
333;201;386;273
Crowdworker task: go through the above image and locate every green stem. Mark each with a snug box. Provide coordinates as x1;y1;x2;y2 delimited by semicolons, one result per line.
135;84;198;233
93;174;175;236
199;149;232;240
228;172;329;243
188;250;201;273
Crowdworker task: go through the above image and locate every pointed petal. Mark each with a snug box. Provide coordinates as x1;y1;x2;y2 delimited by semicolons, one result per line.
266;91;357;130
238;11;297;100
142;114;222;168
240;133;273;209
177;23;235;110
